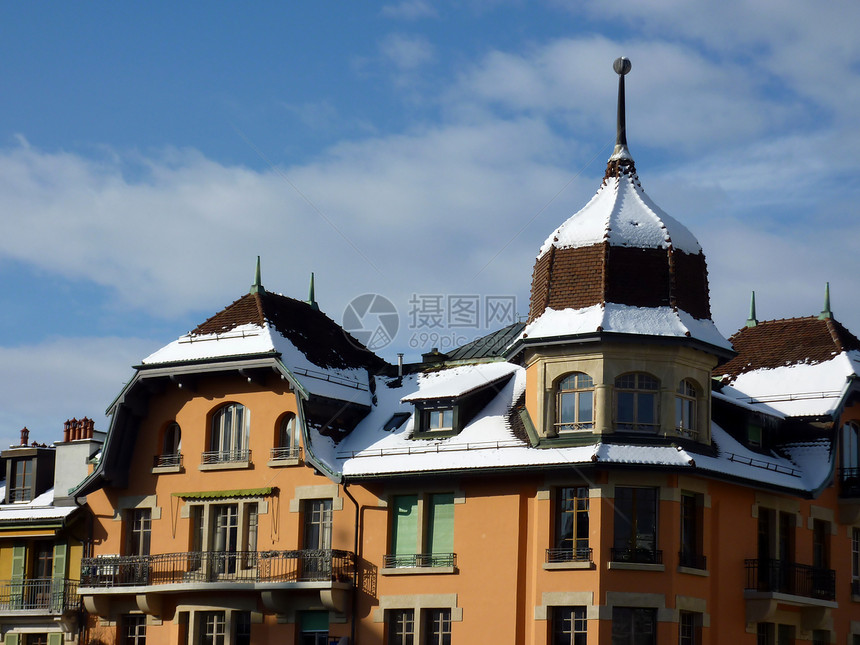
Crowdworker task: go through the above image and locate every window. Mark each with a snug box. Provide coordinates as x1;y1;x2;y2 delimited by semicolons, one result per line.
812;519;829;569
121;615;147;645
426;408;454;432
425;609;452;645
32;541;53;578
812;630;829;645
611;607;655;645
212;504;239;574
551;606;586;645
841;422;860;494
388;609;415;645
155;423;182;468
126;509;151;556
205;403;250;464
853;527;860;595
549;486;590;562
615;373;659;432
235;611;251;645
757;509;795;593
613;487;659;564
199;611;226;645
299;610;329;645
756;623;797;645
675;380;697;437
302;499;333;580
679;492;705;569
556;373;594;432
9;458;34;502
387;493;455;568
679;611;701;645
748;422;763;448
272;414;299;460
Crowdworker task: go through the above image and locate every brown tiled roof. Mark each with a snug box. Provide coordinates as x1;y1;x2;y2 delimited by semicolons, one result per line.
721;316;860;381
192;290;388;371
528;243;711;322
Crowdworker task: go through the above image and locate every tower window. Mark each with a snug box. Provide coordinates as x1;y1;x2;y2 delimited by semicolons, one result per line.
615;373;660;432
556;373;594;432
675;380;697;438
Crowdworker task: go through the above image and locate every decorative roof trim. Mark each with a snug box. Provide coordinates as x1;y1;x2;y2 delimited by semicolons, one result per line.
172;487;275;500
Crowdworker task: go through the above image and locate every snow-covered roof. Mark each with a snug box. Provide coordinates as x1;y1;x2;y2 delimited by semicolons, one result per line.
401;362;519;402
0;485;76;523
537;170;701;259
519;304;732;352
297;361;831;495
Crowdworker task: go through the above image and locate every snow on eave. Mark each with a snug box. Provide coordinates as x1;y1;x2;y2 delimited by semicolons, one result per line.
516;304;732;354
401;362;520;402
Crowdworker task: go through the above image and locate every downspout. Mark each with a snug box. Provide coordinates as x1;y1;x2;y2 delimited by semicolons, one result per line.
342;480;360;645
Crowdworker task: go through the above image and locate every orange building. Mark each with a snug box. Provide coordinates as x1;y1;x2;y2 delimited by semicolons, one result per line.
72;59;860;645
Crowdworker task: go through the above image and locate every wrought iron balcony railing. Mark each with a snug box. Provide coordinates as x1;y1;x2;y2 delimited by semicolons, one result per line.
200;449;251;465
0;578;79;613
80;549;354;588
545;547;593;564
744;558;836;601
382;553;457;569
610;547;663;565
153;453;183;468
270;446;302;461
678;551;707;570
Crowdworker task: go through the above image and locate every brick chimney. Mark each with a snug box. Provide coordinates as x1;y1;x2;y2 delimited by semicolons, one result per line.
53;416;105;506
20;427;29;446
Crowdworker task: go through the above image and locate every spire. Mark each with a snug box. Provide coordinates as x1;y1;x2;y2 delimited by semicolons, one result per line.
250;256;264;295
745;291;758;327
610;57;633;162
307;272;319;311
818;282;832;320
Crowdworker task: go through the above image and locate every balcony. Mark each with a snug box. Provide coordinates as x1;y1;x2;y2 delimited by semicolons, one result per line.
678;551;707;570
610;547;662;565
268;446;302;466
152;453;183;472
544;547;593;571
0;578;79;614
744;559;836;601
381;553;457;574
199;449;251;470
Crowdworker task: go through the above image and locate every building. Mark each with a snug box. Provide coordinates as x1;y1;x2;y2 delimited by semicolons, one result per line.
0;419;104;645
73;59;860;644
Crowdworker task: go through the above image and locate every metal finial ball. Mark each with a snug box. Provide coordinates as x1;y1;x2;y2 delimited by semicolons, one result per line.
613;57;632;76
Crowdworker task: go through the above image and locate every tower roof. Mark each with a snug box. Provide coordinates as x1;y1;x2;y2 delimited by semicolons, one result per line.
528;58;717;343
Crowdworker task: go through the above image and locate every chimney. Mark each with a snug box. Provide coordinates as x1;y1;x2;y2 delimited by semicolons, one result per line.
397;353;404;378
53;416;106;506
20;427;29;446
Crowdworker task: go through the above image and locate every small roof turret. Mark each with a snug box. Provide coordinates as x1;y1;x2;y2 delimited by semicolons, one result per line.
524;58;728;354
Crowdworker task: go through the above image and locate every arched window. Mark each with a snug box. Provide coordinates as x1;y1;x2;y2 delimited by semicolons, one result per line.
272;414;299;460
675;380;697;437
206;403;250;464
556;373;594;432
155;422;182;468
615;373;659;432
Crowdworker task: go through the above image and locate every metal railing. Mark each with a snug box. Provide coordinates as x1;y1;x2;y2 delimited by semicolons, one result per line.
200;449;251;465
382;553;457;569
610;547;663;565
153;453;183;468
744;559;836;601
269;446;302;461
0;578;78;613
678;551;707;570
545;547;593;564
80;550;354;588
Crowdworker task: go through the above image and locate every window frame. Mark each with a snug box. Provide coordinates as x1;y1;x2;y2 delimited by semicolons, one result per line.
549;486;590;563
425;608;452;645
125;508;152;557
121;614;147;645
679;492;705;570
675;380;698;438
611;607;656;645
551;605;587;645
555;372;595;433
385;492;456;570
9;457;35;503
204;403;251;465
612;487;660;564
272;413;300;461
614;372;660;433
387;608;415;645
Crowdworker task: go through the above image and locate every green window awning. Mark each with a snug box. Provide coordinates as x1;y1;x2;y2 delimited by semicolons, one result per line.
172;487;274;500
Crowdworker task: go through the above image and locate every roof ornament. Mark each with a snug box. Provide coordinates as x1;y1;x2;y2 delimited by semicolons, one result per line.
308;272;320;311
745;291;758;328
818;282;832;320
610;57;633;162
250;256;265;295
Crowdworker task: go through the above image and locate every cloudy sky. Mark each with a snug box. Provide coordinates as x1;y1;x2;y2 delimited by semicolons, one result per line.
1;1;859;447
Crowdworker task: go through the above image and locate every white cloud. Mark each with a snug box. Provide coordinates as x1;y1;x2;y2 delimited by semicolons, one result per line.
380;0;437;20
379;33;436;71
0;336;157;447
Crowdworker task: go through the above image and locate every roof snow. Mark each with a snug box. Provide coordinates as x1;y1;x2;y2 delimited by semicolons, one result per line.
521;304;732;351
0;485;76;522
537;172;702;259
401;362;520;402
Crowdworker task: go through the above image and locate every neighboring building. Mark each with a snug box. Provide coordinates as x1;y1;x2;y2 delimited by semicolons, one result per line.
74;59;860;644
0;420;104;645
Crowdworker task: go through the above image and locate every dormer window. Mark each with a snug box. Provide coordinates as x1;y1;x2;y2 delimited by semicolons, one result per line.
9;458;34;502
615;372;659;432
427;408;454;432
556;373;594;433
675;380;698;438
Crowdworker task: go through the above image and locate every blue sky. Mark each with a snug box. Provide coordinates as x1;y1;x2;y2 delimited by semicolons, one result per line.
1;1;859;447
